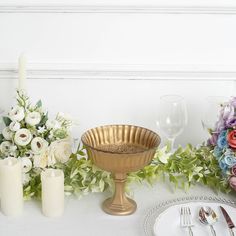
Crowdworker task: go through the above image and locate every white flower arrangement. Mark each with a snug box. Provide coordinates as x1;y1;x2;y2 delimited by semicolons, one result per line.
0;90;113;200
0;90;72;185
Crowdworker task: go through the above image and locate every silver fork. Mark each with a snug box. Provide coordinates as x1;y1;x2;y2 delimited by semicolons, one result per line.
180;206;194;236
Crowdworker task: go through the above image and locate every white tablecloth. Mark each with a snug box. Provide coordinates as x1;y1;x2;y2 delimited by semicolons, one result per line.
0;181;235;236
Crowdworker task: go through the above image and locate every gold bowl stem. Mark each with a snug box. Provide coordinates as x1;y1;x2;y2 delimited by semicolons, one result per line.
102;173;137;215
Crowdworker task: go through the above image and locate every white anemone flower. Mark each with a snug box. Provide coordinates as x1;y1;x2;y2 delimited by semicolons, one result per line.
0;141;12;154
25;111;41;126
20;157;33;173
31;137;48;154
9;121;21;132
8;106;25;121
46;120;61;130
14;128;32;146
2;127;13;140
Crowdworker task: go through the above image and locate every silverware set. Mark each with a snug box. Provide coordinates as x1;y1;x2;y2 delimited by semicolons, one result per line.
180;206;235;236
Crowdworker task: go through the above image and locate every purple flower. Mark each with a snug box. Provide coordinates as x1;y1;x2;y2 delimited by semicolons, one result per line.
207;133;219;146
221;104;234;121
215;102;235;132
226;118;236;128
229;176;236;191
231;164;236;176
215;118;226;133
229;97;236;108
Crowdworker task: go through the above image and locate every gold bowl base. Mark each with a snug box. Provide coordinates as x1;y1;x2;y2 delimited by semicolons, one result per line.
102;197;137;216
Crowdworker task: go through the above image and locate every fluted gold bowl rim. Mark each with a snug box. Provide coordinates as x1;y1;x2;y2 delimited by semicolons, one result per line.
81;124;161;154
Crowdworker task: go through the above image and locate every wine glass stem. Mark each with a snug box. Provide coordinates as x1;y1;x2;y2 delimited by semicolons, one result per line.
168;138;175;152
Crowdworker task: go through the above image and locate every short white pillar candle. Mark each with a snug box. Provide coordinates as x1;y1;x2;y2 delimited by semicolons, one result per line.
0;157;23;216
41;169;64;217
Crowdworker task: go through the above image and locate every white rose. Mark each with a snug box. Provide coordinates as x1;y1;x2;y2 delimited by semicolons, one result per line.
22;173;31;185
49;138;72;163
9;121;21;132
14;128;32;146
0;141;12;154
20;157;32;173
33;150;56;168
9;106;25;121
46;120;61;130
31;137;48;154
2;127;13;140
25;112;41;126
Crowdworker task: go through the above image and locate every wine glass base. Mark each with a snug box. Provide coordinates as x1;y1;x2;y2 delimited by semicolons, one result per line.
102;197;137;216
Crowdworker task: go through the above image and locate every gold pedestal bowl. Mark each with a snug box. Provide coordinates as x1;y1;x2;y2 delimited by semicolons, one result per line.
81;124;161;216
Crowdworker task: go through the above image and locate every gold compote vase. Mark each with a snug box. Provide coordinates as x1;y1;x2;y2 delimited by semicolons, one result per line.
81;124;161;216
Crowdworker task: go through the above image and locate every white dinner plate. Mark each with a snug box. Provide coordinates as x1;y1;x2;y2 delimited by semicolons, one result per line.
154;202;235;236
144;196;236;236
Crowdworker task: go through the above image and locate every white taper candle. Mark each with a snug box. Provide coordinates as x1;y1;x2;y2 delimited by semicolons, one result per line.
41;169;64;217
18;54;27;91
0;157;23;216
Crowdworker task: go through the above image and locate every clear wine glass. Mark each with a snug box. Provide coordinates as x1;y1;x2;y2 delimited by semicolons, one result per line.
157;95;188;151
201;96;228;135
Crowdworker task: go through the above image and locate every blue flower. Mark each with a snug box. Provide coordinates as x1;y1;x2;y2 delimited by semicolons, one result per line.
213;146;223;160
217;130;228;149
218;158;229;173
223;155;236;168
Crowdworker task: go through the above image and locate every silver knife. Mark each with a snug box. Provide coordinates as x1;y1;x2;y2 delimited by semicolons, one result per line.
220;206;235;236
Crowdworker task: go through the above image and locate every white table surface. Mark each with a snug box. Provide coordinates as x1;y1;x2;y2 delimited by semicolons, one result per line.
0;181;235;236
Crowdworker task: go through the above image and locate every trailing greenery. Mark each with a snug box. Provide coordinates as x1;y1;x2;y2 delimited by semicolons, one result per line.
129;144;230;193
23;144;231;200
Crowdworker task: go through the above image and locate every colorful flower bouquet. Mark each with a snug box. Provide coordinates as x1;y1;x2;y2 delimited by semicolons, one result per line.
208;97;236;191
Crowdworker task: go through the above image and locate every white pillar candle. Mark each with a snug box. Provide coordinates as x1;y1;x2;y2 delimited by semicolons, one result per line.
0;157;23;216
41;169;64;217
18;54;27;91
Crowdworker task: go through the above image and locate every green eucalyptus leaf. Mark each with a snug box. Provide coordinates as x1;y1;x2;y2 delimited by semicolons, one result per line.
0;134;4;144
2;116;11;126
36;100;42;108
37;112;48;127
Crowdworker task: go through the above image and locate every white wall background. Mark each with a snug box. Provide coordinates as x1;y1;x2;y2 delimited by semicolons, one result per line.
0;0;236;146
